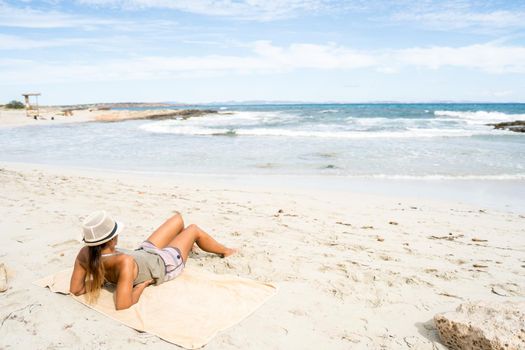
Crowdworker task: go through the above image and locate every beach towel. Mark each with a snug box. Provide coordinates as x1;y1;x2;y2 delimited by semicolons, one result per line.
34;267;277;349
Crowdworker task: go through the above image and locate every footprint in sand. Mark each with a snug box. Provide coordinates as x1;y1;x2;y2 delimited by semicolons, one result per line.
14;235;33;243
0;263;8;292
50;239;78;248
288;308;307;316
490;283;524;297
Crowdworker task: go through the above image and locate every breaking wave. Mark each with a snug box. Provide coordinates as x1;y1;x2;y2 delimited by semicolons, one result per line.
434;110;525;124
139;122;499;138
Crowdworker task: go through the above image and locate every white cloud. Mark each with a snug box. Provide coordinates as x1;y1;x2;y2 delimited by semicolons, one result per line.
375;66;398;74
0;1;121;28
393;9;525;30
0;41;376;83
0;34;53;50
0;34;114;50
393;43;525;73
1;41;525;85
252;41;376;70
76;0;330;20
390;1;525;31
493;90;513;97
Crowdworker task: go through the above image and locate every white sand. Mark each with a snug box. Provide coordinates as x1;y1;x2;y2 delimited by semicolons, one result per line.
0;163;524;349
0;107;214;128
0;108;100;128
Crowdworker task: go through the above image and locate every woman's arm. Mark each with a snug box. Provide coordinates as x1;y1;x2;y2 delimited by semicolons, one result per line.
70;256;87;296
114;256;153;310
131;279;153;305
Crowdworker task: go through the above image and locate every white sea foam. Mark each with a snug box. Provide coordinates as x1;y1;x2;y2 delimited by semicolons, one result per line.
434;110;525;124
140;122;497;139
140;123;232;135
319;109;339;113
346;117;390;126
346;117;434;130
214;111;299;125
139;109;518;138
367;174;525;180
140;111;301;133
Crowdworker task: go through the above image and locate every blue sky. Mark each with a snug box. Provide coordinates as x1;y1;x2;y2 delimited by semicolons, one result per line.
1;0;525;104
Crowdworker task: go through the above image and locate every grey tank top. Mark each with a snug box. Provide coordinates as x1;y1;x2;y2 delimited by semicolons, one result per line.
104;249;166;286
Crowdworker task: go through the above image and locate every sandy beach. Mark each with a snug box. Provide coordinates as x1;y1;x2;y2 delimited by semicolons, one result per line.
0;107;214;129
0;162;523;349
0;107;115;128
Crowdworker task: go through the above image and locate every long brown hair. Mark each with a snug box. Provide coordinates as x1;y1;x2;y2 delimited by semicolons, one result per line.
85;243;107;303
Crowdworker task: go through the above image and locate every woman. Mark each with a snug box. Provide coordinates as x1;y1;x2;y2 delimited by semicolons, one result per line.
70;210;236;310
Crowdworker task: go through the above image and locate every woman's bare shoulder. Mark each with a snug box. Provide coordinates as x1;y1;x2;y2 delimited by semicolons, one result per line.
106;254;136;283
115;254;135;268
76;246;89;264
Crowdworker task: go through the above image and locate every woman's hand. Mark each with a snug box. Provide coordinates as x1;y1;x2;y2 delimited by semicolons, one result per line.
135;279;154;289
126;278;154;309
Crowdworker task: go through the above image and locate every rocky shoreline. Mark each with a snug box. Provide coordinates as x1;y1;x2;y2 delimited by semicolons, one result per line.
58;102;189;109
95;109;218;122
489;120;525;133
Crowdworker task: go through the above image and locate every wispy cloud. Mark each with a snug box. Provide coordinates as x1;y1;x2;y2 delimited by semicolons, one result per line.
0;34;59;50
2;41;525;84
76;0;331;21
0;41;376;83
393;9;525;30
0;33;142;52
393;43;525;73
0;1;121;28
390;0;525;31
7;0;524;32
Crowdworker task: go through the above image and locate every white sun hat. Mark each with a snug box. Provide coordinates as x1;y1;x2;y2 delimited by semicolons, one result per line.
81;211;124;246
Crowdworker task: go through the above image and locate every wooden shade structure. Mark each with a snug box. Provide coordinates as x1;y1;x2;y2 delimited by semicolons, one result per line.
22;93;41;118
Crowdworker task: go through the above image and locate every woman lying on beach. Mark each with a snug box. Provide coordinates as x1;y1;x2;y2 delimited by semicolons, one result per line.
70;211;236;310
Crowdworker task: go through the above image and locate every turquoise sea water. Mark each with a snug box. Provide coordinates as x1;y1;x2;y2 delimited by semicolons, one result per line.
1;103;524;179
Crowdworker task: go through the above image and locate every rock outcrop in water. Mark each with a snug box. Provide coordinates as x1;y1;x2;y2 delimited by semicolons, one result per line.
95;109;218;123
489;120;525;133
434;301;525;350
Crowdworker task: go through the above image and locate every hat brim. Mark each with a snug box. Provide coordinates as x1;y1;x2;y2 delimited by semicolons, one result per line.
84;220;124;246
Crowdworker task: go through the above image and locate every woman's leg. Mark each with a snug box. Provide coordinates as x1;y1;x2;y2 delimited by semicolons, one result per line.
145;212;184;249
168;224;236;262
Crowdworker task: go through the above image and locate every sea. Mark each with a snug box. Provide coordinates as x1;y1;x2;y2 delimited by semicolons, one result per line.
1;103;524;179
2;103;525;211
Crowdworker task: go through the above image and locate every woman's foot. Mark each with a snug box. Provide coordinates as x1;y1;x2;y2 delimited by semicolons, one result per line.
222;247;238;258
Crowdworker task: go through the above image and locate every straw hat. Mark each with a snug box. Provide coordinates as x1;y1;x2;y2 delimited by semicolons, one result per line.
81;211;124;246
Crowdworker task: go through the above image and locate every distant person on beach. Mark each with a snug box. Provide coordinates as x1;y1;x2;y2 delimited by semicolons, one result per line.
70;211;237;310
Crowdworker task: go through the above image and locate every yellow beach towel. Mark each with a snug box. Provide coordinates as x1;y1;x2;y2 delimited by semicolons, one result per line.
34;267;277;349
